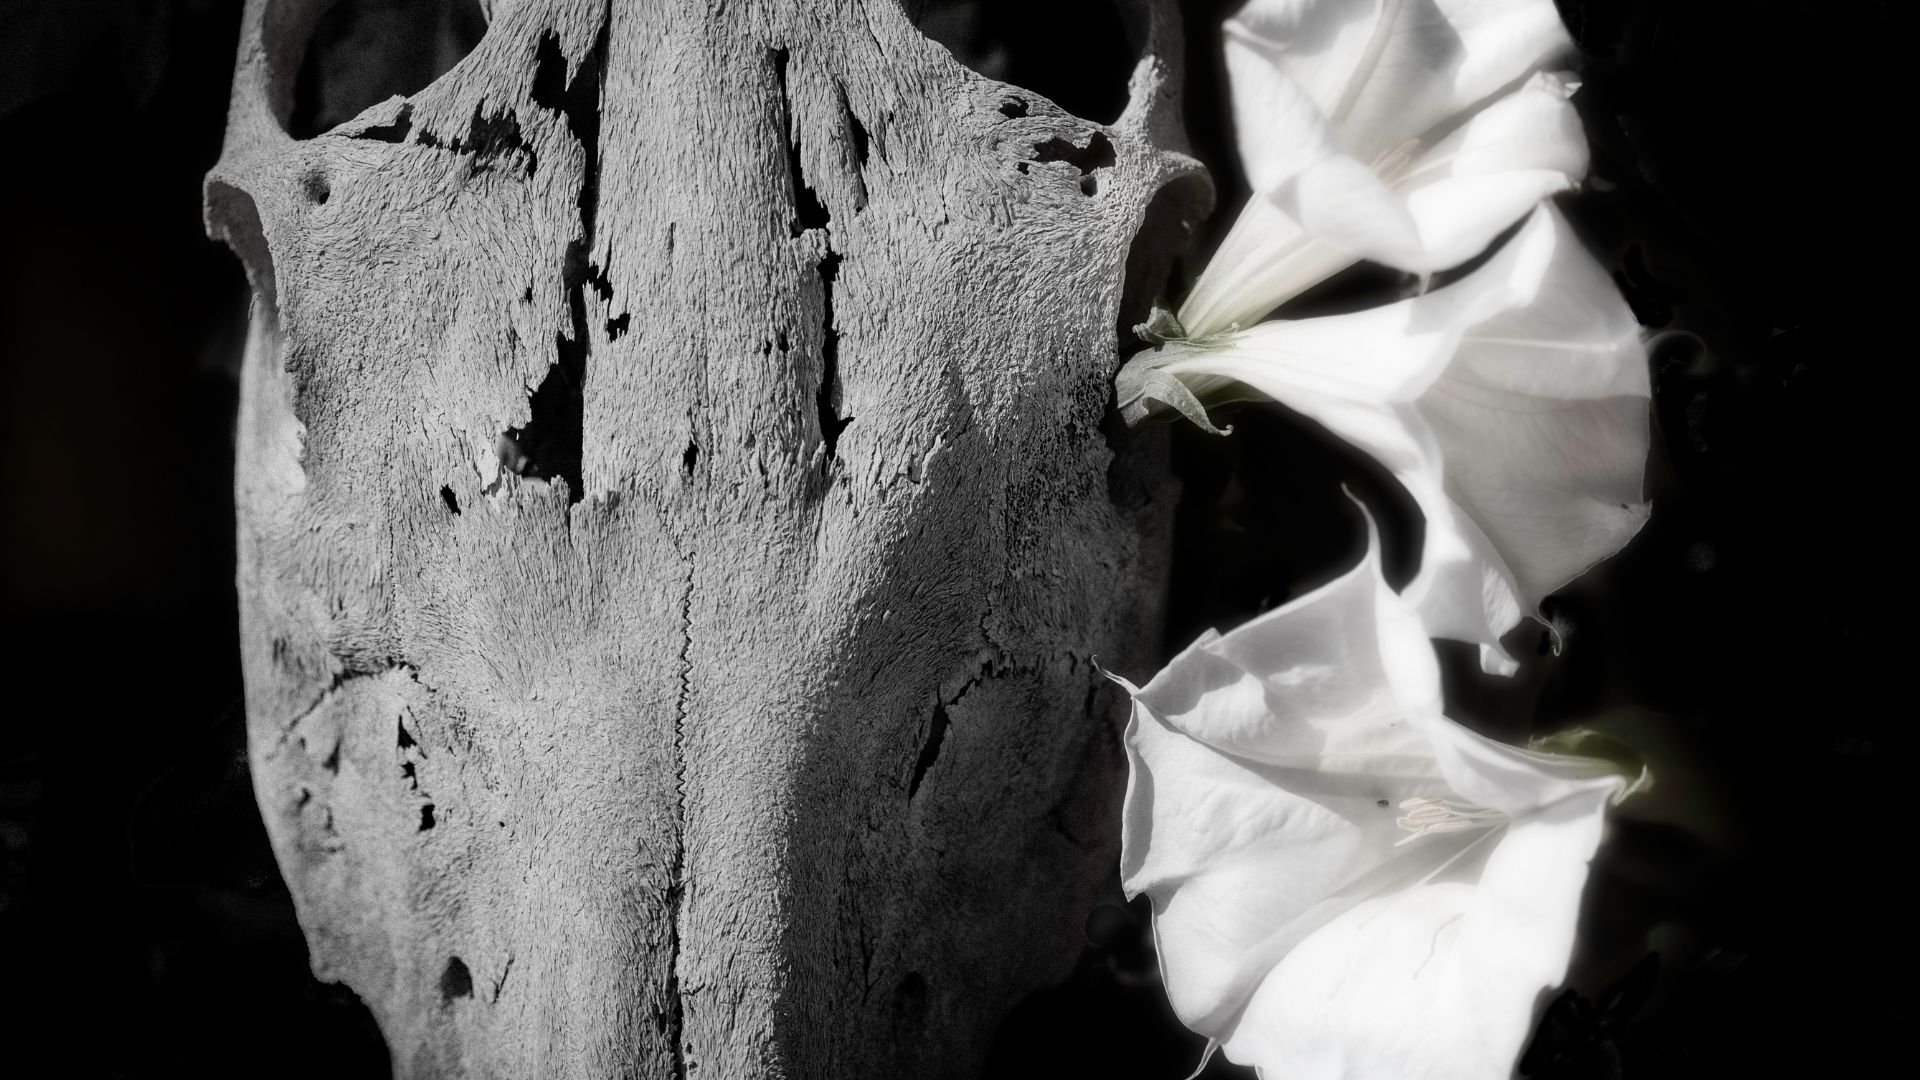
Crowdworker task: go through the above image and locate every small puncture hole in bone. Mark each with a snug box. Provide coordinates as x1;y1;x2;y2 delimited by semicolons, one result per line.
419;804;437;832
301;171;331;205
439;956;473;1002
892;971;929;1032
440;485;461;515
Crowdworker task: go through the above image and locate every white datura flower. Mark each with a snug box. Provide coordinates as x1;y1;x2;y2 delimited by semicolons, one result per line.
1114;523;1631;1080
1180;0;1586;339
1119;206;1649;673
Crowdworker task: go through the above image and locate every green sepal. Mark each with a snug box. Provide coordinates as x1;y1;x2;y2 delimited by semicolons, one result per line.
1531;726;1655;806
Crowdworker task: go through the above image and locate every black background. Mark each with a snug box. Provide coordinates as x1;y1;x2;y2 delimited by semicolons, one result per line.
0;1;1909;1076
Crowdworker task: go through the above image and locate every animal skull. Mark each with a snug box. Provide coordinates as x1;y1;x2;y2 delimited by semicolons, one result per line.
207;0;1207;1075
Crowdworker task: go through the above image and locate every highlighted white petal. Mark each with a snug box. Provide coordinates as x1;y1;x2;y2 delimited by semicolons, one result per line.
1181;71;1587;338
1411;206;1650;665
1125;207;1650;669
1118;522;1623;1080
1229;0;1575;168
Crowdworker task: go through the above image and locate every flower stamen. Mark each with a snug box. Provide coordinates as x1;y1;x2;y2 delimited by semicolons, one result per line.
1394;796;1507;846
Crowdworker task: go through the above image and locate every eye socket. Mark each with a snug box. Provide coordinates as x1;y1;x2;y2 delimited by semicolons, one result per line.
904;0;1146;125
287;0;489;140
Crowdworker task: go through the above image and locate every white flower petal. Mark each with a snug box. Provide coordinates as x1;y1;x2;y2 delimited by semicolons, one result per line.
1382;70;1590;272
1179;68;1587;337
1224;21;1343;195
1409;205;1651;661
1222;881;1484;1077
1287;70;1588;277
1176;194;1357;340
1128;705;1439;1033
1276;152;1426;268
1148;207;1649;671
1155;213;1551;413
1154;213;1563;649
1398;504;1528;674
1120;524;1623;1079
1134;527;1443;760
1121;532;1458;1035
1413;708;1627;816
1222;783;1612;1080
1227;0;1575;168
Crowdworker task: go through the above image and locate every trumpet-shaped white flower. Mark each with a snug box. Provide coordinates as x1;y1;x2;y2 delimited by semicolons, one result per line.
1119;206;1648;672
1116;522;1627;1080
1180;0;1586;339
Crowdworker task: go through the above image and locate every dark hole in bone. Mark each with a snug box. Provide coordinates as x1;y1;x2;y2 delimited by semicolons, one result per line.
300;170;331;205
605;311;630;341
845;99;872;167
419;804;437;832
461;108;529;173
322;738;341;775
901;0;1144;124
439;956;473;1001
503;344;585;501
771;48;854;464
396;716;417;751
908;701;950;799
510;29;610;507
773;49;832;238
355;102;414;143
891;971;930;1031
1031;132;1115;174
496;431;531;477
682;439;699;475
416;105;536;176
439;485;461;515
999;96;1029;118
837;87;873;210
289;0;488;140
815;253;854;462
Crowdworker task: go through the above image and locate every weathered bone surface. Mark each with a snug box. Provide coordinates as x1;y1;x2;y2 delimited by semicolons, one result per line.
208;0;1207;1075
